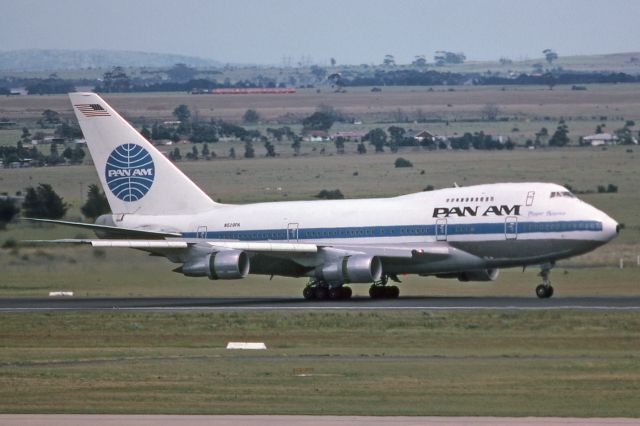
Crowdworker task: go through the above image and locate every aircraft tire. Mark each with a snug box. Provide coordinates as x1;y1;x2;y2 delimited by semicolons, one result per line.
342;286;352;299
385;285;400;299
303;286;315;300
329;288;343;300
535;284;552;299
315;287;329;300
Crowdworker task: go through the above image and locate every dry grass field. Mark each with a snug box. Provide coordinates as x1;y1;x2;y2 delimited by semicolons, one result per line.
2;84;640;141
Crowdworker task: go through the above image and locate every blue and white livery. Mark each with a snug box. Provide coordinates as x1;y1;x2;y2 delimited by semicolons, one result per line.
29;92;619;300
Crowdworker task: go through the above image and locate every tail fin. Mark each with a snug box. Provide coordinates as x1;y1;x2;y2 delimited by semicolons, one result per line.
70;92;217;215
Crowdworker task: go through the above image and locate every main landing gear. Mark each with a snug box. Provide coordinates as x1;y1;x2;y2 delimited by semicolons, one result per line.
303;279;352;300
368;275;400;299
535;264;555;299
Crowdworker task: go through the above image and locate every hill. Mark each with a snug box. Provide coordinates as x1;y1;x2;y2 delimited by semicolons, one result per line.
0;49;221;71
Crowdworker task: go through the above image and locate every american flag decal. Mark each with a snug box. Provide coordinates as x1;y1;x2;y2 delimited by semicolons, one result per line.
75;103;110;117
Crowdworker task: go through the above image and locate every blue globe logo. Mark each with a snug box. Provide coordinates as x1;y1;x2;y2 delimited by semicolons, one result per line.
105;144;155;202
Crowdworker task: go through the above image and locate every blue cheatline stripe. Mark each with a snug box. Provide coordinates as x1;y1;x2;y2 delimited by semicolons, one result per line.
181;220;603;241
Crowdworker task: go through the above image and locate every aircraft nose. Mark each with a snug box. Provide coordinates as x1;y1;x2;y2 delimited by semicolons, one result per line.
602;214;619;241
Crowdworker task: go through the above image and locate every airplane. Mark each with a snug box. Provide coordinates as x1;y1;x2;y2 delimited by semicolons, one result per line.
27;92;620;300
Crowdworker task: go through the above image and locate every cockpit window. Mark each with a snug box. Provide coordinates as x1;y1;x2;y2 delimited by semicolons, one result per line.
550;191;576;198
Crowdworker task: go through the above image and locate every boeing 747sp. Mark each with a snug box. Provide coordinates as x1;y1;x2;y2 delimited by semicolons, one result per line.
28;93;620;299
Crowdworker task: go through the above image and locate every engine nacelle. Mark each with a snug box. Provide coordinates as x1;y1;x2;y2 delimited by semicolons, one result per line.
181;250;250;280
319;255;382;284
437;268;500;282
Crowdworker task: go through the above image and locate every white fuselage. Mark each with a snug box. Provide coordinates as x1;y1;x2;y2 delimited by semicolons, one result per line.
117;182;618;276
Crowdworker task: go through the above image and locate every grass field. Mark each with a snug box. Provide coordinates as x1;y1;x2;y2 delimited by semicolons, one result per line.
1;310;639;416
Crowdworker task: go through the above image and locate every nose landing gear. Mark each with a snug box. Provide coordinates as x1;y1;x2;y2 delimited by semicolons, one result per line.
535;264;555;299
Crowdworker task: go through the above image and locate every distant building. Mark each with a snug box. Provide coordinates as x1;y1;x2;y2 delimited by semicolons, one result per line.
304;130;329;142
583;133;618;146
411;130;436;142
331;131;367;141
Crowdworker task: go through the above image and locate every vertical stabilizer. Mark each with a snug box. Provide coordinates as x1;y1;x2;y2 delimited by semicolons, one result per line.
69;92;217;215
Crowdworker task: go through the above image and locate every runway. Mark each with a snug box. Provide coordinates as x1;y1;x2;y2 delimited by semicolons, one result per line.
1;295;640;311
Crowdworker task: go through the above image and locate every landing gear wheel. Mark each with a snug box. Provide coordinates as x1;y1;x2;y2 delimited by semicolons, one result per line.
303;286;315;300
329;287;343;300
369;286;382;299
314;287;329;300
385;285;400;299
535;284;553;299
341;286;353;299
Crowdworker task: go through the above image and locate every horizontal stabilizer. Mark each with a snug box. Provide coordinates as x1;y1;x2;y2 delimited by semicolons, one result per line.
22;218;182;239
23;239;188;249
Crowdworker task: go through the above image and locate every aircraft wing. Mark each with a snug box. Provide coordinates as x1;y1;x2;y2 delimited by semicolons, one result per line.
22;237;447;259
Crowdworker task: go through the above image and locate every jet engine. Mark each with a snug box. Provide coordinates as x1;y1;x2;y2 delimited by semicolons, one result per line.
180;250;250;280
437;268;499;282
318;255;382;284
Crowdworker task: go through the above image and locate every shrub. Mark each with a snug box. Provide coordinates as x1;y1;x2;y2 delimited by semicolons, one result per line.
315;189;344;200
394;157;413;168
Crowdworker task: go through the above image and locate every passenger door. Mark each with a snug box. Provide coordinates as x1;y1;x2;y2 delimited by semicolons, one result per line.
436;219;447;241
505;217;518;240
287;222;299;242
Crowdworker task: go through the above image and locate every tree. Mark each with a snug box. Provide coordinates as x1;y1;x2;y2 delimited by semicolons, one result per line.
62;145;85;164
140;126;151;141
23;184;68;219
243;109;260;124
302;111;334;132
190;145;199;160
49;142;60;164
543;49;558;65
173;104;191;123
202;143;210;159
100;66;130;92
535;127;549;146
244;141;255;158
387;126;405;152
544;72;556;90
412;55;427;67
81;184;110;221
0;198;19;230
481;103;500;121
334;136;345;154
434;51;466;65
169;147;182;161
264;140;276;157
357;142;367;154
365;128;387;153
310;65;327;81
383;54;396;67
167;63;197;82
548;121;570;147
291;137;301;155
41;109;60;126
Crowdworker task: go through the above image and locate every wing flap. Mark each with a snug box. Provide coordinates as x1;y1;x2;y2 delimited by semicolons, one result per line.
209;241;318;253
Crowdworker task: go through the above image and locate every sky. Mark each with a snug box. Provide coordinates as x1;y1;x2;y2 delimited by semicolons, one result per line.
2;0;640;65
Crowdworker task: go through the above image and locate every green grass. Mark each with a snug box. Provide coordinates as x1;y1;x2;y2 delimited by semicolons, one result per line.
0;310;639;415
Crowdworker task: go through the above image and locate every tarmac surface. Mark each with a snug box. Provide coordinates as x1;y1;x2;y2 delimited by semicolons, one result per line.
1;415;639;425
1;295;640;311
